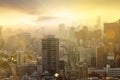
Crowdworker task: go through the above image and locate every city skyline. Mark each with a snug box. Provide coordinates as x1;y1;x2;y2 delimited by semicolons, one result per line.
0;0;120;80
0;0;120;27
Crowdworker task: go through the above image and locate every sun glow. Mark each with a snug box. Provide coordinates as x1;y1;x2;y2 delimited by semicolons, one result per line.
0;8;36;26
37;10;79;26
52;11;78;21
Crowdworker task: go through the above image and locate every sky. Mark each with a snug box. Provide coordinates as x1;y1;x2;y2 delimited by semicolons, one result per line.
0;0;120;27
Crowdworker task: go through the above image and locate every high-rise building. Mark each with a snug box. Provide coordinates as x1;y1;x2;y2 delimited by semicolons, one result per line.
96;16;101;29
69;27;75;39
78;47;96;67
0;27;4;49
42;35;59;73
59;24;65;32
17;49;24;66
0;27;2;35
96;45;107;68
58;23;65;39
104;20;120;67
6;35;19;50
104;22;120;43
17;32;31;49
96;44;116;68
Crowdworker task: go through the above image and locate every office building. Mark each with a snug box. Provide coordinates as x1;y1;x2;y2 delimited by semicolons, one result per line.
42;35;59;73
0;27;4;49
104;22;120;43
58;24;65;39
96;45;107;68
78;47;96;67
107;68;120;77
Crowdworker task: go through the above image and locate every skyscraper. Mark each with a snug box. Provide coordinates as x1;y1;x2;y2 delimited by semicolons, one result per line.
104;21;120;67
58;23;65;39
96;16;101;29
0;27;4;49
42;35;59;73
96;45;107;68
104;22;120;43
69;27;75;40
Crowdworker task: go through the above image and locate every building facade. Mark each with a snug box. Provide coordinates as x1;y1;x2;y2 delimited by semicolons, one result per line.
42;35;59;73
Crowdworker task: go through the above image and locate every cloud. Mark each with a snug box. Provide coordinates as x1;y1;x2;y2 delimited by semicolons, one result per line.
35;16;62;21
0;0;120;15
0;0;42;14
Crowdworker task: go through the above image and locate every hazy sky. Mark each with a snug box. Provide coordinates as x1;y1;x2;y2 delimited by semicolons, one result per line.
0;0;120;27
